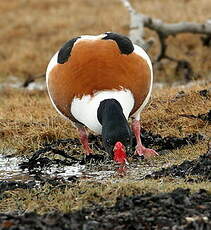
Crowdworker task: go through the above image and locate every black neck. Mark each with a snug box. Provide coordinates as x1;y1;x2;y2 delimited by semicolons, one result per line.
97;99;126;128
97;99;132;153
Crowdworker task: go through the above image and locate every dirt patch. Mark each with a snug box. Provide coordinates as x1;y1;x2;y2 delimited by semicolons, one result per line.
145;142;211;181
0;188;210;230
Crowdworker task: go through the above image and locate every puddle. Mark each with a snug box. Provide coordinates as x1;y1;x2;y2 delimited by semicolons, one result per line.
0;129;204;183
0;154;116;183
0;154;27;181
0;154;86;182
38;163;86;179
84;169;115;180
0;153;156;186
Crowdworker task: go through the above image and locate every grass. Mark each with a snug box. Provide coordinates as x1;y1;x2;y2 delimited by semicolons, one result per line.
143;82;211;137
0;81;210;155
0;0;211;216
1;179;211;214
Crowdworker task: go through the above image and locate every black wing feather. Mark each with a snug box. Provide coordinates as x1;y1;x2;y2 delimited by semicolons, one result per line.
57;37;80;64
102;32;134;55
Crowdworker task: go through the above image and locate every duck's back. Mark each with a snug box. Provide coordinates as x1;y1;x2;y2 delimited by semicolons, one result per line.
46;33;153;130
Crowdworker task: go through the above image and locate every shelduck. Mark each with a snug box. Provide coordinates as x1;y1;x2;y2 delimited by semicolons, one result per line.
46;32;158;164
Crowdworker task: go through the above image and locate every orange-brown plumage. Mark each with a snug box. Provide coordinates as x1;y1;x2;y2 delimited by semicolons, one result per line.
47;39;151;119
46;32;158;163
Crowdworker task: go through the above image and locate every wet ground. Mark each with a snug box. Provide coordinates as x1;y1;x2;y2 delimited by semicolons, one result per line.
0;94;210;229
0;129;205;191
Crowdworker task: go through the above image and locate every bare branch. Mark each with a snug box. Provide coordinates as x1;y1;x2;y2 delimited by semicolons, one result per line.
120;0;211;56
201;35;211;47
120;0;147;49
25;1;211;87
156;32;167;61
142;16;211;36
119;0;134;14
120;0;211;37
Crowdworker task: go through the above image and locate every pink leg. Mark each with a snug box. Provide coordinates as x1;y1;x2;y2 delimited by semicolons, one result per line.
131;119;158;158
77;125;93;155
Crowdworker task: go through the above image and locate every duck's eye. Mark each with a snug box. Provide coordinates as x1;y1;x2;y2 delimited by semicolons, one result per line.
106;139;111;145
126;138;130;143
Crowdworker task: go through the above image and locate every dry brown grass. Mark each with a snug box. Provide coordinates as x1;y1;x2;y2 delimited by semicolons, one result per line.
0;0;211;81
143;82;211;137
0;89;76;154
0;0;127;78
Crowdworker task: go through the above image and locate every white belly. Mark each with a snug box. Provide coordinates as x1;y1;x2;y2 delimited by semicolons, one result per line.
71;89;134;134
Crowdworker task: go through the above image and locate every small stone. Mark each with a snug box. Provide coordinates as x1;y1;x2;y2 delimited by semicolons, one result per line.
199;88;211;98
175;90;186;99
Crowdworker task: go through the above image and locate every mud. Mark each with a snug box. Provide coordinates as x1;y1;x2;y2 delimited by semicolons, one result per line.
145;142;211;181
0;125;209;230
0;188;210;230
0;130;204;194
0;130;208;230
20;130;204;173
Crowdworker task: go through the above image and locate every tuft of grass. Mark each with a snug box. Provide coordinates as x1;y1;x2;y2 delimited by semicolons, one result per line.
0;88;77;155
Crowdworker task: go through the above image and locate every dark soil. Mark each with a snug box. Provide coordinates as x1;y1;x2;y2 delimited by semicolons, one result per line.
0;181;36;193
139;130;204;152
145;142;211;181
0;188;210;230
